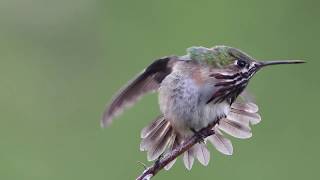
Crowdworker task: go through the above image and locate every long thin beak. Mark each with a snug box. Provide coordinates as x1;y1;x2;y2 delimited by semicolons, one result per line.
257;60;306;68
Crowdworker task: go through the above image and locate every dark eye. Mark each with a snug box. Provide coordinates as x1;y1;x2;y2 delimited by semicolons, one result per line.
236;60;247;68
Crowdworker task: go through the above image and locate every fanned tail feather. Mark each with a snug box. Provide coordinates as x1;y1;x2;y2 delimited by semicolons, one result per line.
218;118;252;139
164;136;178;170
140;116;174;161
182;142;210;170
194;143;210;166
208;128;233;155
216;100;262;139
141;116;181;169
140;116;212;171
140;116;167;151
208;100;261;153
183;146;195;170
139;99;261;170
140;115;164;138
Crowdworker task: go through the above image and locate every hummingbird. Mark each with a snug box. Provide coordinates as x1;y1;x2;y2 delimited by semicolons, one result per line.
101;46;304;170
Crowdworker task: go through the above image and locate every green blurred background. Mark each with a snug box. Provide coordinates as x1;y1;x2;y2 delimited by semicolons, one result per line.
1;0;319;179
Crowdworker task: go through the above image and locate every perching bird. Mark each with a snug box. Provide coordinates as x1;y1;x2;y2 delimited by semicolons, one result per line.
101;46;304;170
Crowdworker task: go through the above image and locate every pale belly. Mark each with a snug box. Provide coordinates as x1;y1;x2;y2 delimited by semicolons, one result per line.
158;73;230;137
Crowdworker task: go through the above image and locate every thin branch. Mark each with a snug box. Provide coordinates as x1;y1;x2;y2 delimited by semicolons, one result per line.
136;121;219;180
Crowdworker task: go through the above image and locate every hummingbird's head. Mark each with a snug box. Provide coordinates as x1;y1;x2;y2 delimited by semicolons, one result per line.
209;45;305;79
201;45;305;104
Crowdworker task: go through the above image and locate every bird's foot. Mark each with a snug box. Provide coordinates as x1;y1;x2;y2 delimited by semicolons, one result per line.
191;128;206;143
154;153;164;169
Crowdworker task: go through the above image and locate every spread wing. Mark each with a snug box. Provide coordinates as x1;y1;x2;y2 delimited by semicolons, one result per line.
101;56;178;127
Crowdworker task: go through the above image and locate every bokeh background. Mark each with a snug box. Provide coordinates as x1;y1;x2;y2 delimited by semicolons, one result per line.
1;0;319;179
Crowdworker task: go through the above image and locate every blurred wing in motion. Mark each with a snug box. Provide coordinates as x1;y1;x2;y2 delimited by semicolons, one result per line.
101;56;178;127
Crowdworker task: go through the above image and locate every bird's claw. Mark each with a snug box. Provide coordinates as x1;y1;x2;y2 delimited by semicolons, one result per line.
191;128;206;143
154;153;164;168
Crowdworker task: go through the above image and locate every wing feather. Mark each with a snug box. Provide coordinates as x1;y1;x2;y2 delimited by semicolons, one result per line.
218;118;252;139
101;57;177;127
